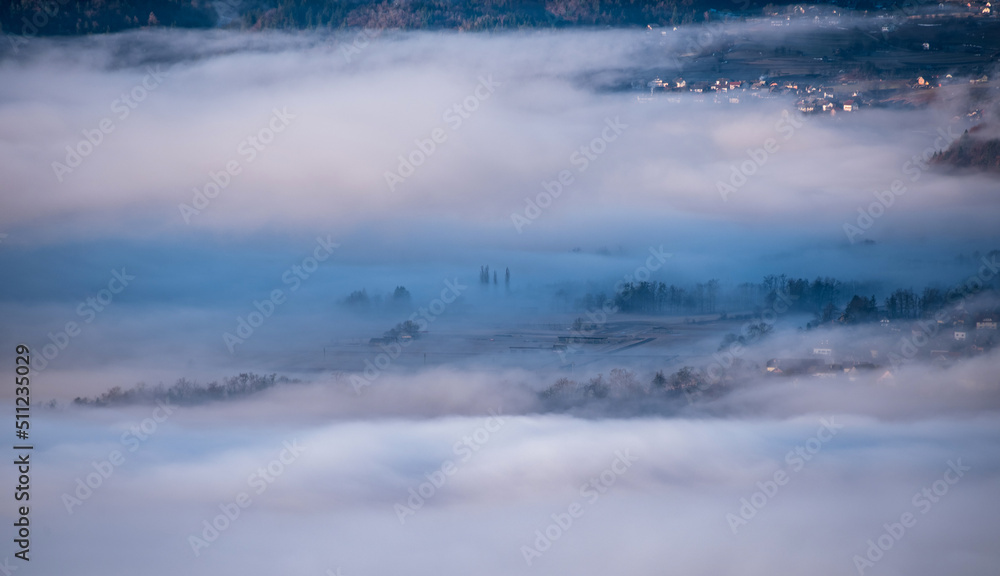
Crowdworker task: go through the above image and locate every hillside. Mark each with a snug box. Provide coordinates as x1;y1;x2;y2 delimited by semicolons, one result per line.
2;0;990;36
933;125;1000;172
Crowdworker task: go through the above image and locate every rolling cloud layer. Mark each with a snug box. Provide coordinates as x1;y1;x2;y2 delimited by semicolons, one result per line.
0;21;998;576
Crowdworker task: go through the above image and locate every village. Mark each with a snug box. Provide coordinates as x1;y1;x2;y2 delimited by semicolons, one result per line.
765;310;998;381
627;6;999;117
638;72;991;118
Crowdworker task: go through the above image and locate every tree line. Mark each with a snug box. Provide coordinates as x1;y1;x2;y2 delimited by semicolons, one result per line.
343;286;412;310
73;372;292;406
479;265;510;287
4;0;902;38
539;364;741;411
1;0;216;37
581;266;999;325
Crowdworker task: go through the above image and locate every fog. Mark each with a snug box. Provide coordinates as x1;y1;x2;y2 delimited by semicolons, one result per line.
17;359;1000;575
1;20;999;576
1;26;998;383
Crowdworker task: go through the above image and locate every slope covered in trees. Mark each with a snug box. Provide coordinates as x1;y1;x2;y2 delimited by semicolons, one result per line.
580;261;1000;327
932;126;1000;173
73;372;293;406
1;0;217;37
3;0;960;37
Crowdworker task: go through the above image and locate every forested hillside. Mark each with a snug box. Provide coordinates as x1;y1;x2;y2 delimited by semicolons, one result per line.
1;0;929;37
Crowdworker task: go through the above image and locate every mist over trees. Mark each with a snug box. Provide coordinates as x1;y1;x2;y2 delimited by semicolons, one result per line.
344;288;371;309
342;286;413;311
932;128;1000;172
579;276;848;316
580;261;1000;329
538;364;744;414
480;265;510;286
383;319;421;341
392;285;412;306
72;373;293;406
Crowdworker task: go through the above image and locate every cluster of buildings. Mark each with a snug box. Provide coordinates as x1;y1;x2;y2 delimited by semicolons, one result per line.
640;76;870;113
765;312;998;380
924;312;998;359
639;73;990;114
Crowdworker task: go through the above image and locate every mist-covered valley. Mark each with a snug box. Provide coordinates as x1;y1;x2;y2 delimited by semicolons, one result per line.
1;18;999;576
